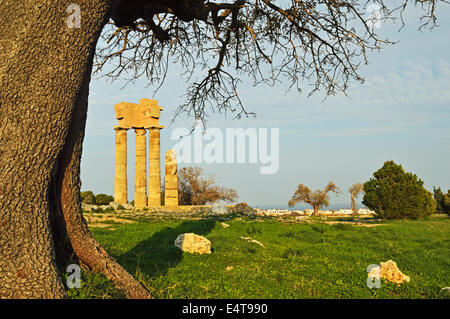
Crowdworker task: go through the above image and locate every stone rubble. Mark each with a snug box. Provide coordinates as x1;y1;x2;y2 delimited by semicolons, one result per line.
368;260;410;284
174;233;211;254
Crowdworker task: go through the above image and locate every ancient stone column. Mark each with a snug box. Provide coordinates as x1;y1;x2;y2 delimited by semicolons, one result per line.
114;127;128;204
148;128;161;206
164;149;178;206
134;128;147;208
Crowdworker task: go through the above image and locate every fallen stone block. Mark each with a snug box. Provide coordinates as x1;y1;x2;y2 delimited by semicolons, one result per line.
174;233;211;254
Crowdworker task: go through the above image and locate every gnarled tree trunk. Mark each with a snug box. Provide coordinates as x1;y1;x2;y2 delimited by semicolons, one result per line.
312;205;320;217
0;0;149;298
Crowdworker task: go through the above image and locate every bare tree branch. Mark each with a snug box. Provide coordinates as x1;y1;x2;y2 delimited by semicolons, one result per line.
95;0;446;125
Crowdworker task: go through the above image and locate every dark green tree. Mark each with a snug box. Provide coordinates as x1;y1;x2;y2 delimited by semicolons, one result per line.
363;161;435;219
433;186;446;214
95;193;114;205
445;191;450;216
81;190;96;204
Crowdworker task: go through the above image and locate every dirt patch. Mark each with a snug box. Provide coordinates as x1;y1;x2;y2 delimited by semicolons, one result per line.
88;223;114;228
84;214;135;225
323;221;384;227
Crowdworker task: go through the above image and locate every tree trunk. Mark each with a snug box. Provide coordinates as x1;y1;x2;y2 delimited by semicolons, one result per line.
313;205;320;216
0;0;149;298
351;197;358;215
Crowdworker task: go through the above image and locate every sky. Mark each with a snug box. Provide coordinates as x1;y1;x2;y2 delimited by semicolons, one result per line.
81;4;450;209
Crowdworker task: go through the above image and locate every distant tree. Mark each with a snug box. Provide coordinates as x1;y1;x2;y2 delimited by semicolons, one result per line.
95;193;114;205
349;183;365;215
178;167;238;205
433;186;450;215
445;191;450;216
288;182;340;216
81;190;96;205
363;161;435;219
433;186;446;214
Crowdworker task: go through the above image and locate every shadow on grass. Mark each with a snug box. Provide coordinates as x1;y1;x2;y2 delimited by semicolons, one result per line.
118;219;216;279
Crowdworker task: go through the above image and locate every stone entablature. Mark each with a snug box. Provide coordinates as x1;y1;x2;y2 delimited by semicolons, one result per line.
114;98;163;129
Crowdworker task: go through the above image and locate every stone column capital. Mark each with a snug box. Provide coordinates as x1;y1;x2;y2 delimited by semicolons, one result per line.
134;128;147;135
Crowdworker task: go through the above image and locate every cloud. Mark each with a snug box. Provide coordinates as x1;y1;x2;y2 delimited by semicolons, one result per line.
315;125;407;138
221;57;450;130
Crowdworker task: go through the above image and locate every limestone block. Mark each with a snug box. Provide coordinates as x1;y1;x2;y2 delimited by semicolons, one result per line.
174;233;211;254
114;99;163;129
165;174;178;185
164;189;178;198
165;149;178;206
368;260;410;284
211;203;228;215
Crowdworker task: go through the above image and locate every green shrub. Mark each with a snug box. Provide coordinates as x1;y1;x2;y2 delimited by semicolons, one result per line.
95;193;114;205
433;186;450;215
81;190;95;204
363;161;435;219
445;192;450;216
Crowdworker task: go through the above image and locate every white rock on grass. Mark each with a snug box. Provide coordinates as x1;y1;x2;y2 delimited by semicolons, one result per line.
174;233;211;254
239;236;265;248
368;260;410;284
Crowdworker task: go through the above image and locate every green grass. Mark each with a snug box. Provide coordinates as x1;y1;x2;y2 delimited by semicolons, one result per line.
73;216;450;299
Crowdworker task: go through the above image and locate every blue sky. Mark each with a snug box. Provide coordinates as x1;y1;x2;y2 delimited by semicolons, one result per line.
82;4;450;209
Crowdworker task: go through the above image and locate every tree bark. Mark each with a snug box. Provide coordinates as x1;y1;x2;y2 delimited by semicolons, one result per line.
351;197;358;215
0;0;149;298
312;205;320;217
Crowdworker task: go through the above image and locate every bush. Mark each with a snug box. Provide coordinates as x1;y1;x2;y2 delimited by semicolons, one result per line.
95;193;114;205
433;186;450;215
445;192;450;216
81;190;96;204
363;161;435;219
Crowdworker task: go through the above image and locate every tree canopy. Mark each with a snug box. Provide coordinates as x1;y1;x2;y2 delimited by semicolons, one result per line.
433;186;450;215
178;166;238;204
349;182;364;214
363;161;435;219
288;182;340;216
95;0;444;123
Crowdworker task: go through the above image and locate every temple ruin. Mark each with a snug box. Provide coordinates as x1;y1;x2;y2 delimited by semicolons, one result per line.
113;98;178;207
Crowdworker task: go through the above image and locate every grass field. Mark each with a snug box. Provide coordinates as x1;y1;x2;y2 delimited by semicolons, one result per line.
68;213;450;299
